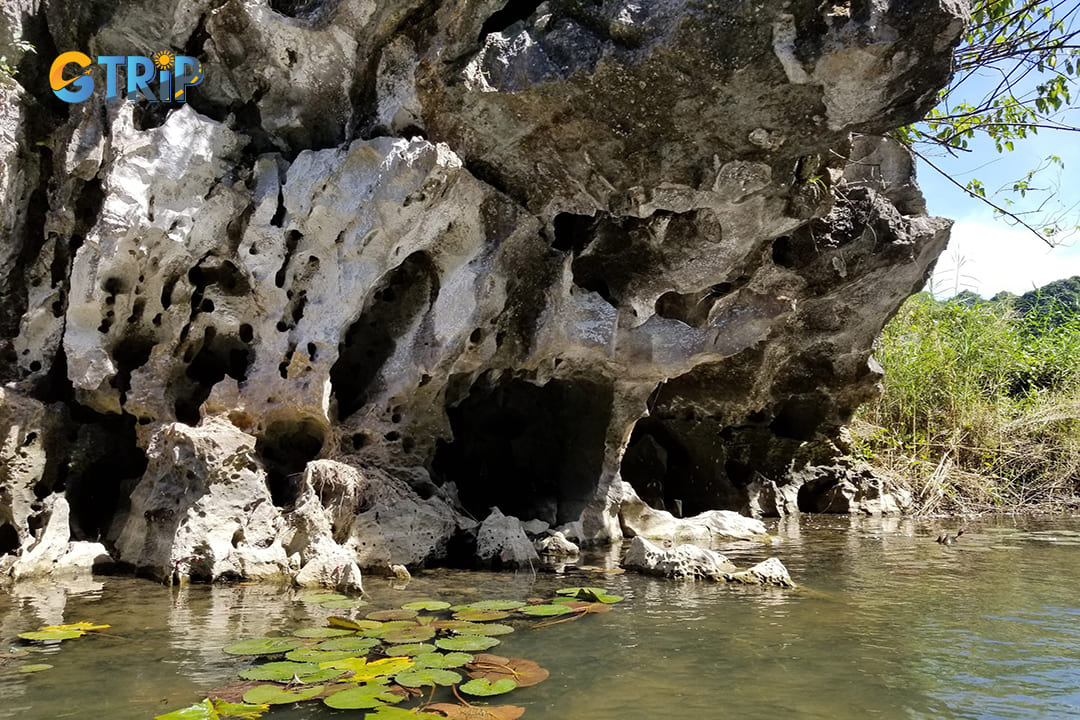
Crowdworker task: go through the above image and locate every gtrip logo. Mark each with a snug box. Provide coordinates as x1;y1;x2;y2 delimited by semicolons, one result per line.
50;50;204;104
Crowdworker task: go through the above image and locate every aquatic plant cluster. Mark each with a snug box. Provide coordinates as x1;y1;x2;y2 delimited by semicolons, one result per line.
141;587;624;719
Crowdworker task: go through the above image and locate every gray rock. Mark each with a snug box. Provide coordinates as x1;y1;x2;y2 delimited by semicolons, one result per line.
623;536;735;580
723;557;796;588
535;530;579;558
794;464;913;515
619;482;768;545
521;519;551;537
476;508;540;568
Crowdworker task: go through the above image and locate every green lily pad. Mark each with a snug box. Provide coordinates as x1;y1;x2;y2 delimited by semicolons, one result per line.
383;625;436;644
412;652;474;669
18;629;83;641
471;600;526;611
293;626;355;639
517;604;575;617
299;593;347;603
316;636;380;652
242;684;325;705
453;609;512;622
239;661;318;682
321;656;415;681
155;698;270;720
394;667;462;687
435;636;500;652
328;617;382;632
555;587;623;603
366;609;418;622
367;707;445;720
401;600;451;611
456;622;514;636
323;683;405;710
459;678;517;697
284;648;356;664
321;598;369;610
223;638;304;656
18;663;53;673
391;643;438;656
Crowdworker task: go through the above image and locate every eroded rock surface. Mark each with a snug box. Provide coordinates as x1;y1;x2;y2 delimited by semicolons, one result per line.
0;0;965;581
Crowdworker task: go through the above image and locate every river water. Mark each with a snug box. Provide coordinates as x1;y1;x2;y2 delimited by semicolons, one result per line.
2;514;1079;719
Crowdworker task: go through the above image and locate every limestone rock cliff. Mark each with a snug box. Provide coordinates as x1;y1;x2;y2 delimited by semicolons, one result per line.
0;0;965;581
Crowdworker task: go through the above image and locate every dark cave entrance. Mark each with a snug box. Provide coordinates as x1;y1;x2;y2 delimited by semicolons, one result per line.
255;418;325;508
433;375;613;526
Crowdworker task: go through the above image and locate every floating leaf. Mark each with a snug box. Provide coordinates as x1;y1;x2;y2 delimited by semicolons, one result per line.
285;648;356;664
470;600;526;611
465;654;548;688
593;594;623;604
212;700;270;719
367;706;445;720
427;702;526;720
321;656;415;681
299;593;347;603
155;699;218;720
392;643;438;656
18;629;83;641
316;636;380;652
18;664;52;673
458;678;517;697
412;652;473;669
456;623;514;637
435;636;499;652
555;587;606;599
242;684;325;705
402;600;451;612
223;638;304;656
323;683;404;710
239;661;318;682
42;621;111;632
394;667;462;687
321;599;368;610
453;610;511;622
328;617;381;632
206;681;268;704
367;609;418;622
293;626;355;639
383;625;436;644
517;604;574;617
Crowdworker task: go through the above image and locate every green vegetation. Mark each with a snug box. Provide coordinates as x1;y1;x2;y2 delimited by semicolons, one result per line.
855;283;1080;512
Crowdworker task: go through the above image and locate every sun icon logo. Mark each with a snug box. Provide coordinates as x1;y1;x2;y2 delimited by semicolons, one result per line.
152;50;175;71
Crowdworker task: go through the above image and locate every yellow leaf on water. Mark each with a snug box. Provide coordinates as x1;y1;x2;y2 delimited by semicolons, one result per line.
42;622;111;632
320;656;414;681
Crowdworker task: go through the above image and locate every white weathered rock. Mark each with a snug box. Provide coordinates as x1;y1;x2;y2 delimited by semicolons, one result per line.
476;508;539;568
724;557;796;588
623;536;735;580
521;519;550;537
0;388;54;550
7;497;113;579
535;530;579;558
619;482;768;546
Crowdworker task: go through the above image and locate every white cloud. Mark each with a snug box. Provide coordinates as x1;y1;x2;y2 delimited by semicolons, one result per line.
929;217;1080;298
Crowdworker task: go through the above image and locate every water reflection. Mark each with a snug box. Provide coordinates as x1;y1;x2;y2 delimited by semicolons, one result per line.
1;515;1079;719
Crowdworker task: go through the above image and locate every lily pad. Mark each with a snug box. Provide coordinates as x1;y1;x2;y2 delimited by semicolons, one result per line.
323;683;405;710
328;617;382;632
367;707;445;720
412;652;473;669
321;599;368;610
456;623;514;637
242;684;325;705
18;629;83;641
284;648;356;664
465;654;549;688
367;609;418;622
156;698;270;720
293;627;355;639
458;678;517;697
239;661;318;682
402;600;451;611
18;664;53;673
223;638;304;656
453;610;512;622
435;636;500;652
394;667;462;687
392;643;438;656
321;656;415;681
555;587;623;603
427;703;526;720
44;621;110;632
299;592;347;603
316;636;380;652
517;604;574;617
383;625;436;644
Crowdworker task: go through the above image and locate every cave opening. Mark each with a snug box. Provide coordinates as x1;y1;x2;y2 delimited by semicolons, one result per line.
256;418;325;507
330;252;438;421
478;0;545;42
0;522;18;556
620;418;695;515
174;327;252;425
433;374;613;526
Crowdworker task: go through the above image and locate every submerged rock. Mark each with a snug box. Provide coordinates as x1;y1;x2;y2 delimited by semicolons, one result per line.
0;0;965;580
724;558;797;589
535;530;580;558
623;536;736;580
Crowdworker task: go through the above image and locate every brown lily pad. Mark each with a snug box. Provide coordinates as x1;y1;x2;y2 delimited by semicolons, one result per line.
367;609;419;622
428;703;525;720
465;654;549;688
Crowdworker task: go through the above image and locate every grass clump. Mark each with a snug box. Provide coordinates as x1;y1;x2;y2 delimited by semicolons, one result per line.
854;291;1080;513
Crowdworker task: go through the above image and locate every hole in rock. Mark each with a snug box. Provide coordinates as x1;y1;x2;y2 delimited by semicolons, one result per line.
256;419;325;507
174;328;252;425
330;252;438;421
110;335;155;398
434;374;613;526
551;213;596;254
478;0;545;41
654;283;733;328
0;522;18;555
770;396;828;441
269;0;331;19
66;412;148;542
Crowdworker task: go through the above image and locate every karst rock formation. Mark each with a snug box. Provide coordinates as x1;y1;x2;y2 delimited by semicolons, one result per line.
0;0;966;582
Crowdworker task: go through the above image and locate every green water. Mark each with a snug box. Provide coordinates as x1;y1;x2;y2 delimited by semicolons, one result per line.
2;515;1080;719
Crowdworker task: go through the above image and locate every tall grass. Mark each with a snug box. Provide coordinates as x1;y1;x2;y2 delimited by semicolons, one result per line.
855;292;1080;513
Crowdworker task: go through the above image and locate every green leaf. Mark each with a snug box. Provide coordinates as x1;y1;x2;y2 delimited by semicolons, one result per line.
394;667;462;687
241;684;325;705
412;652;473;669
366;609;418;622
18;663;53;673
453;609;512;622
315;636;380;653
18;629;83;641
238;661;319;682
517;604;575;617
401;600;451;611
458;678;518;697
322;683;405;710
382;625;436;644
320;656;414;681
155;699;218;720
284;648;356;663
321;598;368;610
292;626;355;639
391;643;438;656
212;700;270;719
222;638;304;656
366;707;446;720
298;592;347;603
435;636;500;652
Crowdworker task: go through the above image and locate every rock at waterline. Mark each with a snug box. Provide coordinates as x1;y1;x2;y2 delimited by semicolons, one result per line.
723;558;796;588
623;536;795;588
